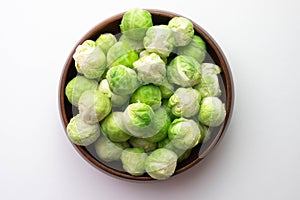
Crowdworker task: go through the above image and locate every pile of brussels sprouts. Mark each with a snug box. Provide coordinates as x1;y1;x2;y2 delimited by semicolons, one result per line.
65;8;226;180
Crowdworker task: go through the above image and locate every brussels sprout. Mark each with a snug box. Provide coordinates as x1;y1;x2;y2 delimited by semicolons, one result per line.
168;17;194;46
144;25;175;58
78;90;112;124
195;74;221;98
167;55;201;87
120;8;153;41
94;135;129;162
121;148;147;176
177;35;206;63
168;118;201;151
95;33;117;54
145;148;177;180
159;80;174;99
65;76;98;106
106;65;140;96
133;53;166;85
123;103;157;138
66;114;100;146
101;112;131;142
119;34;144;53
130;84;162;110
129;137;157;153
168;87;201;118
199;97;226;127
73;40;106;79
146;107;171;143
106;41;139;68
98;79;130;107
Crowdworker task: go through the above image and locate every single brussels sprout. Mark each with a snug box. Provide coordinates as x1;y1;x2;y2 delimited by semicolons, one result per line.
101;112;131;142
106;41;139;68
144;25;175;58
119;34;144;53
129;137;157;153
94;136;129;162
145;148;177;180
168;17;194;46
133;53;166;85
123;103;157;138
95;33;117;54
66;114;100;146
78;90;112;124
121;148;147;176
120;8;153;41
195;74;221;98
65;76;98;106
146;107;171;143
168;118;201;151
159;80;175;99
168;87;201;118
199;97;226;127
130;84;162;110
98;79;130;107
73;40;106;79
177;35;206;63
198;124;211;143
167;55;201;87
106;65;140;96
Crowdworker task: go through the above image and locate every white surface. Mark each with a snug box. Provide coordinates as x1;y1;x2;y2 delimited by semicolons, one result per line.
0;0;299;199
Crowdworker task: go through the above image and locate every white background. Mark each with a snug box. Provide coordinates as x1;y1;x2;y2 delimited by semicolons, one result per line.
1;0;299;199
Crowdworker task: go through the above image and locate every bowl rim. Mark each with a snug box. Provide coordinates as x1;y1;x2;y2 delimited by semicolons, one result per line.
58;9;234;181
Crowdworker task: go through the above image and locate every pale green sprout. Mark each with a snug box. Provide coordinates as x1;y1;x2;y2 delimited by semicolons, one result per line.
106;65;140;96
145;148;177;180
167;55;201;87
143;25;175;58
95;33;117;54
130;84;162;110
73;40;106;79
65;76;98;107
145;107;171;143
168;118;201;151
98;79;130;107
200;63;222;75
133;52;166;85
168;17;194;46
119;34;144;53
123;103;157;138
120;8;153;41
120;148;147;176
66;114;100;146
177;35;206;63
199;97;226;127
129;137;157;153
101;112;131;142
168;87;201;118
78;90;111;124
94;136;129;162
139;50;167;63
106;41;139;68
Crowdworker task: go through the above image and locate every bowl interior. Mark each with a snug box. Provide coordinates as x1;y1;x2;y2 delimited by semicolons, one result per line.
59;9;234;181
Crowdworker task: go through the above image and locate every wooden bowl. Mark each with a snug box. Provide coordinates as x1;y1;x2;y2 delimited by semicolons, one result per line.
59;9;234;181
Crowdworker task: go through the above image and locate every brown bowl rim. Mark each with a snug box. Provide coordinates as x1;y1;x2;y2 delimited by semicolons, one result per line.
59;9;234;181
